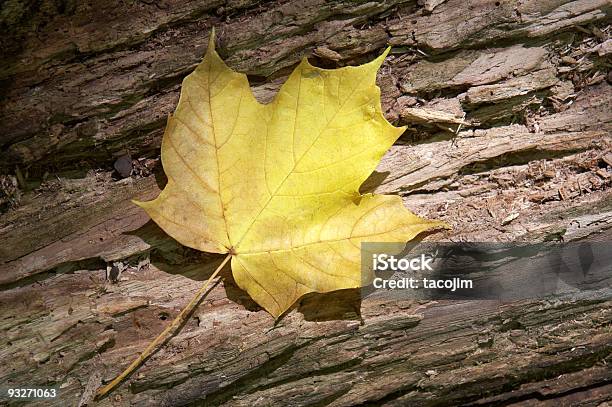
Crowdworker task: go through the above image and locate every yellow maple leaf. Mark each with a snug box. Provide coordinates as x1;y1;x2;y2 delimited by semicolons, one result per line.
135;33;444;318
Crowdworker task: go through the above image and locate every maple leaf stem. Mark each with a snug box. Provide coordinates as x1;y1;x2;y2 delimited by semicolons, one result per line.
95;253;232;400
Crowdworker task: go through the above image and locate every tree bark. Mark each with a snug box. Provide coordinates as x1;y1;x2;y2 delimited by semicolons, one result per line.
1;0;611;406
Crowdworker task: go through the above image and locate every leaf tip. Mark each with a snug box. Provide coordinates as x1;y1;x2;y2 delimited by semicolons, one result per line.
131;199;148;209
371;46;392;69
427;219;452;233
438;220;452;230
382;46;392;59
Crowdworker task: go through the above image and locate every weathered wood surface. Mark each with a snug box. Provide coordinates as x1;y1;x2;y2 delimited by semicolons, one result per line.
1;0;611;406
